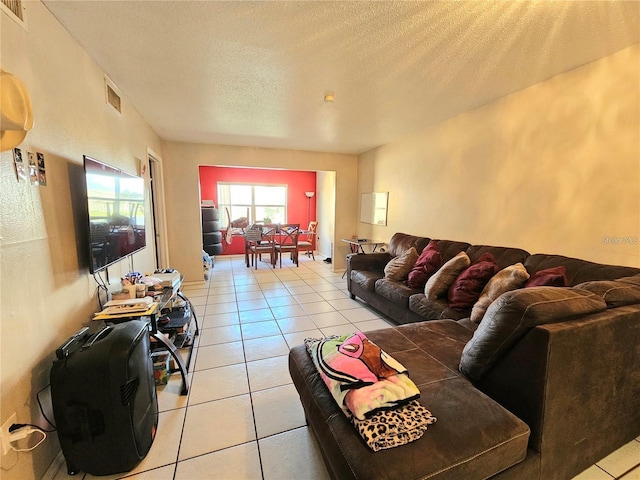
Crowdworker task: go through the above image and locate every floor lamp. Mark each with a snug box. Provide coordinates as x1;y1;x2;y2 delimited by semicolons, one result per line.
305;191;315;227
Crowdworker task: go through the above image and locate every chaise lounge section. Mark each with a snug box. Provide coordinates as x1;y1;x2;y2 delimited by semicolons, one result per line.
289;233;640;479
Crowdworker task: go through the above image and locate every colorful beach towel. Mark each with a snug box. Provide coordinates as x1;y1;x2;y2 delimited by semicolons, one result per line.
304;332;436;451
304;332;420;420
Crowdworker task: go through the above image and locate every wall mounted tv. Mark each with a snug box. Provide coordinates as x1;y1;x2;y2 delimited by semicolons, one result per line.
84;155;146;273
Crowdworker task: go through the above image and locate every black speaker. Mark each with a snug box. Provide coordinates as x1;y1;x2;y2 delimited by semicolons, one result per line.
51;321;158;476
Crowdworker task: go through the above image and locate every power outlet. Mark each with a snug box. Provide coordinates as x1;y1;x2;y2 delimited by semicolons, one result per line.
1;413;17;455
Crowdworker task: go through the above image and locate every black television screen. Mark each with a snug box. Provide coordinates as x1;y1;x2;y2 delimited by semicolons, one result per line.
84;155;146;273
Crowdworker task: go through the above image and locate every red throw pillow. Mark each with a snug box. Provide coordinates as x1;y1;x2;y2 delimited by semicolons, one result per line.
525;266;568;287
407;240;443;289
448;253;498;311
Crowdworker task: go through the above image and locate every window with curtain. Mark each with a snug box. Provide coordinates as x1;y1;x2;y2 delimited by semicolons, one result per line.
218;183;287;224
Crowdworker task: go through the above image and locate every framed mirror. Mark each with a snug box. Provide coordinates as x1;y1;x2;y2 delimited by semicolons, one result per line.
360;192;388;226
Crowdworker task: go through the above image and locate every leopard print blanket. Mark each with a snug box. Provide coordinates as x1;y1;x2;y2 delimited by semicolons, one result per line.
350;400;437;451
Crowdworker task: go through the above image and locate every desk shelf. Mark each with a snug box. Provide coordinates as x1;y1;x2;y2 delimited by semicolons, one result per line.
94;282;199;395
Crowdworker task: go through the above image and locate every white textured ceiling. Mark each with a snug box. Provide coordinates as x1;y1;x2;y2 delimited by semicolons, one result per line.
42;1;639;154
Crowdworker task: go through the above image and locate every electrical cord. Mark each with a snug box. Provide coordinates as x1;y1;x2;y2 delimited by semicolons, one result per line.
93;271;109;309
35;383;57;431
3;384;57;453
9;423;55;434
6;425;47;452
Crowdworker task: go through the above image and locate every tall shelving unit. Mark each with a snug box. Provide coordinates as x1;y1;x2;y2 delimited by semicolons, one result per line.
202;206;223;258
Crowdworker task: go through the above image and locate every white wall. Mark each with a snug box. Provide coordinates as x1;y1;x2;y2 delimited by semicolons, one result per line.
316;170;336;259
0;3;161;479
161;142;358;280
358;45;640;268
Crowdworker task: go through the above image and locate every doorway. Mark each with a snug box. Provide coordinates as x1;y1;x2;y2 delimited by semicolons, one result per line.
148;148;170;269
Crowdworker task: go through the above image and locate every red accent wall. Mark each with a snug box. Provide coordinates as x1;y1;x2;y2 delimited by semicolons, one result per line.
199;166;316;255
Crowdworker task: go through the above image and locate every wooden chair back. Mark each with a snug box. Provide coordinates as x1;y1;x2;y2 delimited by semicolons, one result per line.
276;224;300;267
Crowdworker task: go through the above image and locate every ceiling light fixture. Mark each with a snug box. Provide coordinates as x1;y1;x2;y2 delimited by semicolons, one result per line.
324;94;335;103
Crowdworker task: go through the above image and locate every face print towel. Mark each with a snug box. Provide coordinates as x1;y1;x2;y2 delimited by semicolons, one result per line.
304;332;436;451
304;332;420;420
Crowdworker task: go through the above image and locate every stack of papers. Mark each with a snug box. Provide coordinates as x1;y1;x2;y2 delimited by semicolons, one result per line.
97;297;154;316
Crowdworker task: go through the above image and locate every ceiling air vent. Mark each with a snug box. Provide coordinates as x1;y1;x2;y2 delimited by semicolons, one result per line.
1;0;27;29
104;77;122;113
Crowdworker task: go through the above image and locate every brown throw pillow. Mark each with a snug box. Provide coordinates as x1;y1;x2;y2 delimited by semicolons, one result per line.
407;240;443;289
384;247;418;281
424;251;471;300
470;263;530;323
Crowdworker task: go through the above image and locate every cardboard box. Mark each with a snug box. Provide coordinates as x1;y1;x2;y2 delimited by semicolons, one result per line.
151;351;171;385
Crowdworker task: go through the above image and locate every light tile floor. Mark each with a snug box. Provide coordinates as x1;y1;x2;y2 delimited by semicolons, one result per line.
52;255;640;480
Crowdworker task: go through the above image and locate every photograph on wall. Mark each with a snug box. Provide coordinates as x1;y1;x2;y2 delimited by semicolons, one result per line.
28;151;39;185
37;152;47;186
12;147;27;182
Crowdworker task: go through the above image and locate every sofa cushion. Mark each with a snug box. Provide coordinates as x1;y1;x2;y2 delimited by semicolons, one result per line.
448;253;499;311
524;253;640;285
375;278;422;307
289;323;530;480
350;269;384;292
574;280;640;308
525;266;568;287
466;244;530;269
470;263;530;323
387;232;430;258
408;294;469;321
617;274;640;287
384;247;418;280
407;240;442;289
424;251;471;300
434;239;472;262
460;287;607;382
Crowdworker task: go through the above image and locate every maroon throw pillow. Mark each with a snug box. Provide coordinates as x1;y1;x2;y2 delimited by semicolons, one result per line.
407;240;443;289
448;253;498;311
525;266;568;287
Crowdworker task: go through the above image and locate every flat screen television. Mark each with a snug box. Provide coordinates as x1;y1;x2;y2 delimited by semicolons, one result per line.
83;155;146;273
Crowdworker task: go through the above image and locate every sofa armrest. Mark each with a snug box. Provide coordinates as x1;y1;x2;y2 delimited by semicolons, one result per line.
346;252;391;272
346;252;391;293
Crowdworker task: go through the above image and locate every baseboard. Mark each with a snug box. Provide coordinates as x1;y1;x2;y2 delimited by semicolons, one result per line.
41;450;64;480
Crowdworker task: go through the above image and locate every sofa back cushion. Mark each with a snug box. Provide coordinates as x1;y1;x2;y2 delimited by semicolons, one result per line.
459;287;607;382
387;233;430;258
574;279;640;308
466;244;530;269
434;239;471;262
524;254;640;286
617;274;640;287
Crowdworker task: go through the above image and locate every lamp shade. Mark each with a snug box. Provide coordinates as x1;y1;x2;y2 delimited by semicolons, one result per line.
305;191;315;198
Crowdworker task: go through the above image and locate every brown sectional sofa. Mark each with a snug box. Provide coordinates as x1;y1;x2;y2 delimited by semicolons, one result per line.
346;233;639;324
289;232;640;479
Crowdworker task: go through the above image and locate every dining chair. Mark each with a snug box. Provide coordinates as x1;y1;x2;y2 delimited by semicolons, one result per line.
248;224;276;269
297;221;318;260
275;223;300;268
